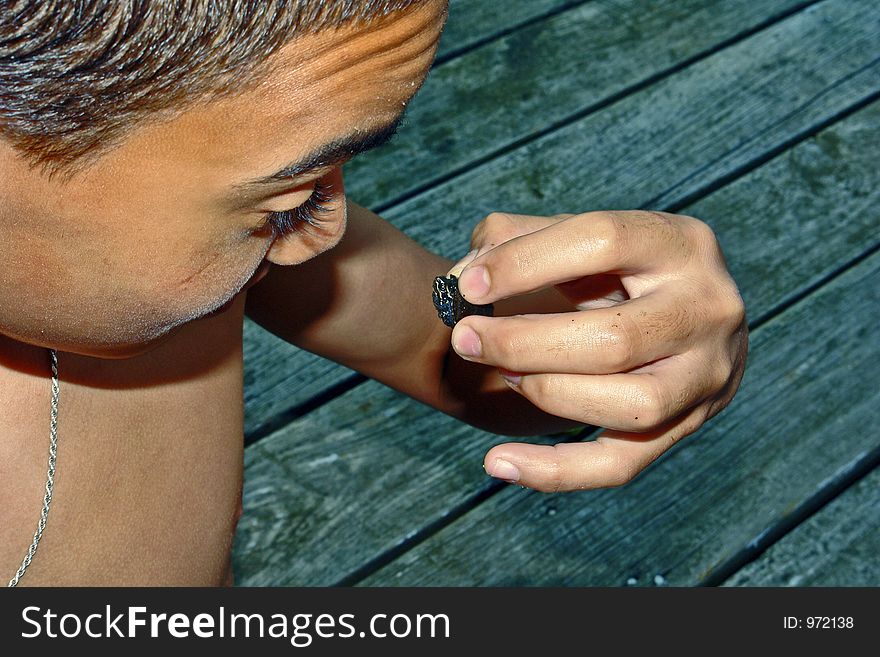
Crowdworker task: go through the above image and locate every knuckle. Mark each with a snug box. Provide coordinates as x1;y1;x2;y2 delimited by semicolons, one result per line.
535;444;566;493
530;372;559;403
679;215;723;263
602;316;640;370
472;211;516;246
632;381;671;430
606;451;639;487
695;279;745;334
584;211;626;263
718;286;747;331
683;214;718;245
710;359;732;392
484;211;513;227
710;344;740;388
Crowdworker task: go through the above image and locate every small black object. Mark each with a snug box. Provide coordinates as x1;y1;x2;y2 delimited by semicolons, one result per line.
432;274;494;327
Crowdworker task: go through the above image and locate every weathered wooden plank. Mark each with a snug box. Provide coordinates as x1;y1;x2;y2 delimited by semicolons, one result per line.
242;0;879;438
435;0;586;62
232;92;880;585
241;0;601;434
386;0;879;251
723;467;880;587
677;103;880;326
361;251;880;585
345;0;814;209
242;321;348;441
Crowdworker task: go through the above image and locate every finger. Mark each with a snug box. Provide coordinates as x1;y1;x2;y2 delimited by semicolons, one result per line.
446;248;479;278
469;211;574;253
555;273;629;310
451;282;702;373
449;210;568;277
483;407;706;492
498;349;717;433
458;210;697;304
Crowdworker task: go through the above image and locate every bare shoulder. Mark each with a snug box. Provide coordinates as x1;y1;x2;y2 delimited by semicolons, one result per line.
0;301;247;586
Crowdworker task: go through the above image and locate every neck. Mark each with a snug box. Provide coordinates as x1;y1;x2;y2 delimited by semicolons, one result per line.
0;332;52;380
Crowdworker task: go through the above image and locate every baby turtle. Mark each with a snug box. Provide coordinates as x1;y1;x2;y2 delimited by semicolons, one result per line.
432;274;494;327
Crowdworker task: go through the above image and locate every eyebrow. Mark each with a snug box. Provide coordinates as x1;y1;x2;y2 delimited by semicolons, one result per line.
236;110;408;191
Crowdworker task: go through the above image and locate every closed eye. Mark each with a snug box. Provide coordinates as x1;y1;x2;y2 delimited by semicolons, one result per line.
263;180;335;239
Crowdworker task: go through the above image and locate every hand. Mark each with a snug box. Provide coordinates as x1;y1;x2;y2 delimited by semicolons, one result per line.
449;210;748;492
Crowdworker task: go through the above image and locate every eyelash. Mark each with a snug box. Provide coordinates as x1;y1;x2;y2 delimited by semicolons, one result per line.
264;181;335;239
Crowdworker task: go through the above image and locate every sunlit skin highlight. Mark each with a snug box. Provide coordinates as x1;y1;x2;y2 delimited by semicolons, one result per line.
0;0;451;587
0;0;447;360
0;1;750;586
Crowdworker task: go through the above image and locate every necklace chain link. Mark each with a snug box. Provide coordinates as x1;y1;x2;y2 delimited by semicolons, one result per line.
7;348;60;588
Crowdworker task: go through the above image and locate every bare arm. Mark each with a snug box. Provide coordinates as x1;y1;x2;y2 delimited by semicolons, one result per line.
244;199;582;436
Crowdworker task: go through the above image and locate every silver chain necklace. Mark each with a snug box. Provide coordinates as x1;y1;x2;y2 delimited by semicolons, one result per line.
7;348;60;587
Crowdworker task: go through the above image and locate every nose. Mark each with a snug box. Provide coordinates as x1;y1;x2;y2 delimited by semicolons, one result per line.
264;166;348;267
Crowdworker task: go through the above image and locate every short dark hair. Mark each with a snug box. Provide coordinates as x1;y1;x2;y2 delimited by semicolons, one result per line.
0;0;427;175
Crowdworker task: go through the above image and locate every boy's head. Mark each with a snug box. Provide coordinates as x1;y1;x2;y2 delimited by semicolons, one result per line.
0;0;447;358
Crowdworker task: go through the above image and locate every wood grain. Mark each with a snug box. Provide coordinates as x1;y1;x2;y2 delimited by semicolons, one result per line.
723;467;880;586
361;251;880;585
344;0;814;210
242;0;876;438
435;0;588;62
233;92;880;585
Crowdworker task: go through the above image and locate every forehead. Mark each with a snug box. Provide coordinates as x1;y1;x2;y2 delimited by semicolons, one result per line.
243;1;446;139
88;0;448;199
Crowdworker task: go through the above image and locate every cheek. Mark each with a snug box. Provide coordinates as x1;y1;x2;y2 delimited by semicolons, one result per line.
1;152;262;353
6;238;71;302
81;203;252;302
0;214;94;315
124;226;262;318
0;214;257;352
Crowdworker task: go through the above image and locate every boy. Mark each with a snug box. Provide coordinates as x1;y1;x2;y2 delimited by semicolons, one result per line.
0;0;747;585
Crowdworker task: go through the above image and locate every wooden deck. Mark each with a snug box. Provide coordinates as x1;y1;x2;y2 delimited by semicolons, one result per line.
231;0;880;586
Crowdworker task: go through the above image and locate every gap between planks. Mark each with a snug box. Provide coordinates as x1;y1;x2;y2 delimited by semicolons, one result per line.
244;0;828;445
704;442;880;586
369;0;824;217
333;240;880;587
433;1;594;67
244;88;879;447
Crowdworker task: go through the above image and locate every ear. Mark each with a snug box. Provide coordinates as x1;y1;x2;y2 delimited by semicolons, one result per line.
264;166;348;266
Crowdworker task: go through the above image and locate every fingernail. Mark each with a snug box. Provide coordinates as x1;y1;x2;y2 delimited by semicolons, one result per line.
447;249;479;277
498;368;522;386
453;325;482;358
487;458;520;483
459;265;490;299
